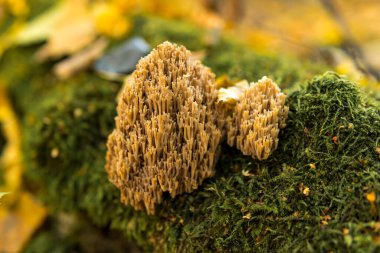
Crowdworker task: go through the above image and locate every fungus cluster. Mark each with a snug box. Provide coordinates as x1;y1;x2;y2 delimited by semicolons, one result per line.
106;42;224;214
226;77;288;160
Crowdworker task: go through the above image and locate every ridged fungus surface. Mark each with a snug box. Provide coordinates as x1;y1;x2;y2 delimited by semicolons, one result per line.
226;77;288;160
106;42;223;215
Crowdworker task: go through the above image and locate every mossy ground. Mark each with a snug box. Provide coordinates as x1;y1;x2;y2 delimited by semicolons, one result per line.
1;10;379;253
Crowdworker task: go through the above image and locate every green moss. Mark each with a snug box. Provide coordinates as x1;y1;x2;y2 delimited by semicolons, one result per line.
23;232;74;253
22;74;120;212
167;72;380;252
24;71;380;252
204;40;325;89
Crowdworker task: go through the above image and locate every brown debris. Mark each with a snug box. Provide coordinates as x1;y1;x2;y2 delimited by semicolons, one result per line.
105;42;224;215
226;77;288;160
53;38;108;80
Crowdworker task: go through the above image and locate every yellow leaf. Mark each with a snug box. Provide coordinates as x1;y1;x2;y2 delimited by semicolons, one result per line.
0;87;47;251
0;192;9;197
1;0;28;16
217;80;249;107
35;0;97;61
243;213;252;220
112;0;138;14
216;75;234;89
366;192;376;203
303;187;310;196
0;86;22;193
0;193;47;252
15;1;67;45
92;2;131;38
53;37;109;79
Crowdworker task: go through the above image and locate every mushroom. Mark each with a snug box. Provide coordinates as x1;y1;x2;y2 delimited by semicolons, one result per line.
226;77;288;160
106;42;224;215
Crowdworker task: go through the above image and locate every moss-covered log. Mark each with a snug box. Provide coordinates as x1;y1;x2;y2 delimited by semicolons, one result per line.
1;10;379;253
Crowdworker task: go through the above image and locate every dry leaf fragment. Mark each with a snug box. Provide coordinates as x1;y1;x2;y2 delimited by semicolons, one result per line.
0;193;47;253
366;192;376;203
299;183;310;196
216;75;234;89
92;2;131;38
54;38;108;80
321;214;331;225
0;87;47;252
242;170;254;177
0;192;9;198
218;80;249;108
35;0;97;61
0;0;28;16
0;86;22;192
14;1;66;46
243;213;252;220
366;191;377;214
0;192;9;204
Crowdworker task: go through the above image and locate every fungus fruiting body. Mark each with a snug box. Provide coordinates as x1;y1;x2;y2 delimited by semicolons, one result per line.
226;77;288;160
106;42;224;215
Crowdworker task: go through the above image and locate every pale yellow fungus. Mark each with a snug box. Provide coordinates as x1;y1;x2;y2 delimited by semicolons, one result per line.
106;42;224;215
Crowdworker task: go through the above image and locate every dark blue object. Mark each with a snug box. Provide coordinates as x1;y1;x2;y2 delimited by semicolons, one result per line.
94;37;150;80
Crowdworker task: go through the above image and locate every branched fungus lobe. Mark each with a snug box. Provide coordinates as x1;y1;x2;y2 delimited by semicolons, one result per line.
226;77;288;160
106;42;223;215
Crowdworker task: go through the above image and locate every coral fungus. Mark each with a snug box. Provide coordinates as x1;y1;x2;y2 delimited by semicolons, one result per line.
106;42;224;214
226;77;288;160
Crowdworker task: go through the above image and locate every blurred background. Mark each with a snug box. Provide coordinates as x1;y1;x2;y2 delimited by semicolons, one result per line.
1;0;380;88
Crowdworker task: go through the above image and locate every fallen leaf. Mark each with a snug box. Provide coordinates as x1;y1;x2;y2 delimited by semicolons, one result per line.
14;1;66;45
0;86;22;192
0;193;47;252
0;87;47;252
216;75;234;89
92;2;131;38
0;192;8;198
217;80;249;107
366;192;376;203
35;0;97;61
299;183;310;196
54;37;109;79
243;213;252;220
0;192;9;203
242;170;254;177
1;0;28;16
